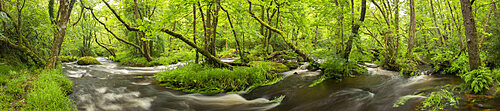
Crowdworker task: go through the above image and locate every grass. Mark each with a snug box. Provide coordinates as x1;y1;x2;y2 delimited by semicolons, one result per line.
155;64;281;93
0;64;75;110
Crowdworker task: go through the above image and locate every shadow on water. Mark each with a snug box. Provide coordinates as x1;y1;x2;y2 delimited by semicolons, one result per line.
64;57;497;111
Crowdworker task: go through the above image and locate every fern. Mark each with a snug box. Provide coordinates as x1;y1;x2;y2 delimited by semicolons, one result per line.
461;67;493;94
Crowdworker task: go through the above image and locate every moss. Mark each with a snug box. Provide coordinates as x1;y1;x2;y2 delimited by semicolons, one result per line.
249;61;289;73
77;56;101;65
58;56;78;62
285;61;299;69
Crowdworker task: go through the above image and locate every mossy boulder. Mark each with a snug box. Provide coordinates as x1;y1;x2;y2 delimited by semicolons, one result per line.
59;56;78;62
249;61;289;73
77;56;101;65
285;61;299;69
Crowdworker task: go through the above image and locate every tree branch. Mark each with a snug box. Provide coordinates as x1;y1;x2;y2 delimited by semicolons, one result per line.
101;0;139;31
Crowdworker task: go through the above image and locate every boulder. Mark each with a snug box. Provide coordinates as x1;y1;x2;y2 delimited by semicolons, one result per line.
77;56;101;65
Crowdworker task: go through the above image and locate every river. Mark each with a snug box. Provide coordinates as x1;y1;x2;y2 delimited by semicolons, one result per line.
63;57;497;111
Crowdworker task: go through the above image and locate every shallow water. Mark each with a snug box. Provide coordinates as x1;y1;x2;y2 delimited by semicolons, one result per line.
64;57;496;111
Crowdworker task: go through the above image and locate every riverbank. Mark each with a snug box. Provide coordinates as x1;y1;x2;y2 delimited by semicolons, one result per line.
0;65;74;110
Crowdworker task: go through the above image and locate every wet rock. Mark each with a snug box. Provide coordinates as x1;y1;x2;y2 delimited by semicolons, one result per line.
306;64;319;71
364;63;378;68
285;61;299;69
77;56;102;65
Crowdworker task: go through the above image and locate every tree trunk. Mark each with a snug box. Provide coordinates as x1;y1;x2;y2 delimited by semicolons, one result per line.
161;29;233;69
95;31;115;57
194;4;199;63
408;0;415;57
220;4;248;63
447;1;464;50
248;1;319;68
46;0;74;69
430;0;445;46
343;0;367;60
460;0;481;70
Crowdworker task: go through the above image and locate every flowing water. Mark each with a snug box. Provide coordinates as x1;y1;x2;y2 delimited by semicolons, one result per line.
64;57;496;111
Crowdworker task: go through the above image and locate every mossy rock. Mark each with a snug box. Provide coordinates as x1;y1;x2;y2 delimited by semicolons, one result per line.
77;56;101;65
59;56;78;62
249;61;289;73
285;61;299;69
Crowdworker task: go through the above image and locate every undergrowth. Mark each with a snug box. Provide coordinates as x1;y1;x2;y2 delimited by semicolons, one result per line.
155;64;281;93
0;65;74;110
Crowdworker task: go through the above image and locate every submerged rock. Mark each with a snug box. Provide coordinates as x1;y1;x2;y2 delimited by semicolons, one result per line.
77;56;102;65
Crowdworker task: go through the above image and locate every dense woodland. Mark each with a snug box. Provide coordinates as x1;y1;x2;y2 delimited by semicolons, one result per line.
1;0;500;110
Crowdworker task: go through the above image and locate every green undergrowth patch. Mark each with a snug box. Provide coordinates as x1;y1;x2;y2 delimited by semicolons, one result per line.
59;56;78;62
77;56;101;65
155;64;281;93
0;65;74;110
393;85;460;111
112;50;195;67
248;61;289;73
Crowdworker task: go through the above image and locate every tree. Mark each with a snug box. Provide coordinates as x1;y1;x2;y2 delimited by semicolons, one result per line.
46;0;76;69
343;0;367;60
407;0;416;57
460;0;481;70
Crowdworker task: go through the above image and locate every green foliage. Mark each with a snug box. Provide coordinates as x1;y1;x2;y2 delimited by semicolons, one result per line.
59;56;78;62
443;55;469;75
486;11;500;67
77;56;102;65
0;69;33;110
24;69;74;111
461;67;493;94
0;65;73;110
419;89;459;111
248;61;289;73
155;64;280;93
313;49;367;78
393;95;424;108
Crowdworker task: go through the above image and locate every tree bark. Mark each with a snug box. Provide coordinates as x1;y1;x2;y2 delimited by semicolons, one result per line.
408;0;416;57
220;4;248;63
46;0;75;69
460;0;481;70
194;4;199;64
343;0;367;60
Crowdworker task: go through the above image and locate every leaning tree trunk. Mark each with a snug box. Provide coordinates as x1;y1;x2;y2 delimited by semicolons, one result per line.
460;0;481;70
248;0;318;67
